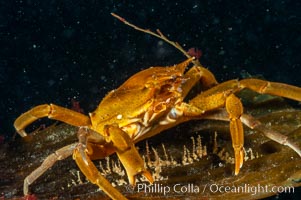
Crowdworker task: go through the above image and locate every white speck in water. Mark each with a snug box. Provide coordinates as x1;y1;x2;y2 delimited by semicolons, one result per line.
117;114;122;120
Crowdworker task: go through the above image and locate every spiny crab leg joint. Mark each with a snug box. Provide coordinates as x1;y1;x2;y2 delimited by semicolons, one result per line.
14;13;301;200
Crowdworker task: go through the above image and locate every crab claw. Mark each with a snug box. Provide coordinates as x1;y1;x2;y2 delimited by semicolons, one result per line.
128;168;154;186
104;124;154;185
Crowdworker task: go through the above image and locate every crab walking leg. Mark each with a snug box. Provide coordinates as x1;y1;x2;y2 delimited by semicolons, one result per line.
241;114;301;156
183;82;246;174
74;126;153;200
183;95;245;174
189;78;301;104
201;109;301;157
104;124;154;186
239;79;301;101
14;104;91;137
73;148;128;200
23;143;77;195
74;127;128;200
225;94;244;175
181;65;218;98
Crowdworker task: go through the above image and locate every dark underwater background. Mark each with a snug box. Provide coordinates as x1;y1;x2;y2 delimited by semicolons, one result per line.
0;0;300;199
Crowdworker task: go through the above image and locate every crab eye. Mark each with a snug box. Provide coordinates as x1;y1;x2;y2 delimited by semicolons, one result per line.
169;108;177;119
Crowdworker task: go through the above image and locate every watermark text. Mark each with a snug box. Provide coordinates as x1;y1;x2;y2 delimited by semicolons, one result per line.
135;183;294;196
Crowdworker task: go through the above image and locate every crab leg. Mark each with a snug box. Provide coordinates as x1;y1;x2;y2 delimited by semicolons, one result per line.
182;92;245;174
23;143;77;195
241;114;301;156
181;65;218;98
239;78;301;101
14;104;91;137
74;127;129;200
185;78;301;172
73;148;128;200
74;126;153;200
201;109;301;157
225;94;244;174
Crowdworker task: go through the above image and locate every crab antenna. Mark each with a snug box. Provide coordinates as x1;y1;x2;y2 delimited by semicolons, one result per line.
111;12;202;67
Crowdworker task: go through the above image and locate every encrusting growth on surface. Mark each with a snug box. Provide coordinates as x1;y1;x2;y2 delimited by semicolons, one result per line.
68;131;260;189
